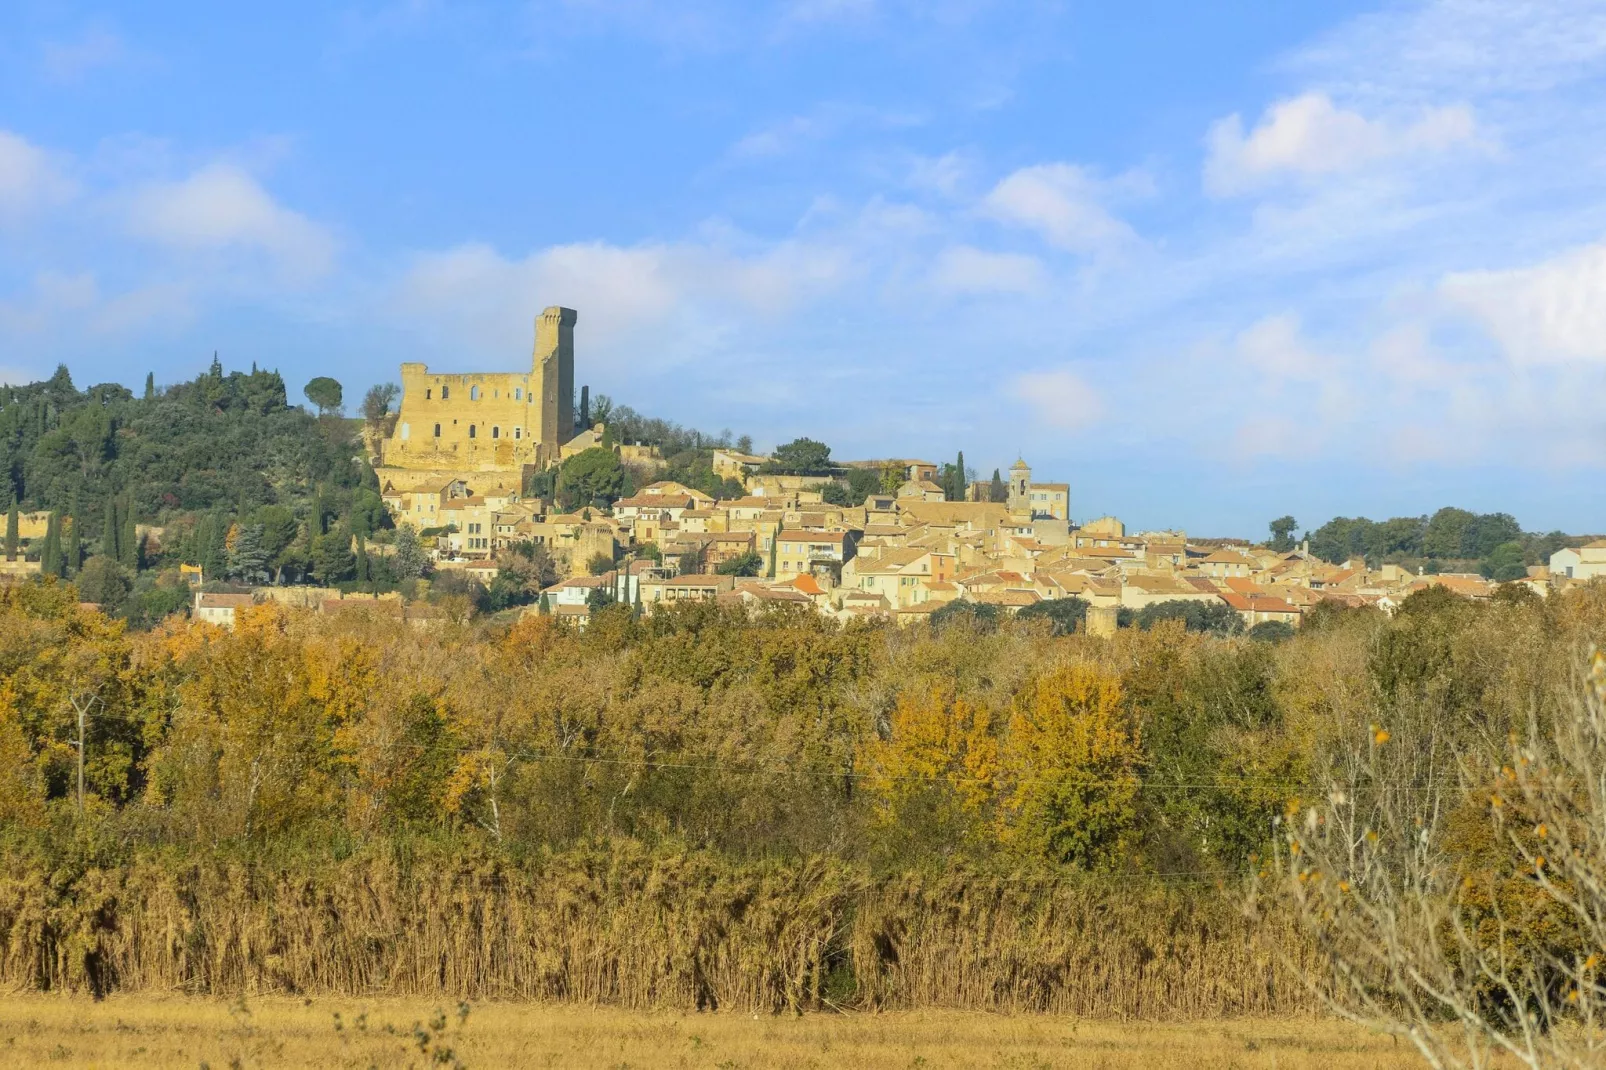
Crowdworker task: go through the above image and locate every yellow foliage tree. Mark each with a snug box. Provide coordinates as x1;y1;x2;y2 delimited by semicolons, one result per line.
998;662;1141;869
862;688;998;853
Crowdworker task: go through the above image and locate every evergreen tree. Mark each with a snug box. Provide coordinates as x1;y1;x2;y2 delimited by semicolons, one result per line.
767;528;777;578
201;509;228;580
580;385;590;428
954;450;966;500
392;526;428;580
355;533;370;583
41;512;62;578
143;372;154;400
227;523;270;584
209;352;223;378
101;495;120;560
119;494;138;570
312;485;327;536
64;496;81;577
4;498;17;561
989;468;1006;504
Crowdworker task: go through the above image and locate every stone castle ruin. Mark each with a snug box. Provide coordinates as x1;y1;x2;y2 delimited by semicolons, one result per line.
381;306;577;473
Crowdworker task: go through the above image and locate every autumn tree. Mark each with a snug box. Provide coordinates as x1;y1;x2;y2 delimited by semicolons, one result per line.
998;663;1142;868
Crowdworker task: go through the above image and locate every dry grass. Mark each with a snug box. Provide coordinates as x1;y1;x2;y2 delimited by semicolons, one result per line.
0;853;1315;1017
0;995;1437;1069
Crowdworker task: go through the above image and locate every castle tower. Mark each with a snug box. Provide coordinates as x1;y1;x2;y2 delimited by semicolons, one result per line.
1008;457;1032;516
535;306;578;460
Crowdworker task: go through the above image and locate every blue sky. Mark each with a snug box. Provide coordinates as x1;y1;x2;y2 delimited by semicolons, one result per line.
2;1;1605;536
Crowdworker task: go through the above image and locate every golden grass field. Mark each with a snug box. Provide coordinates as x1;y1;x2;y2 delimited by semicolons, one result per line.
0;995;1440;1069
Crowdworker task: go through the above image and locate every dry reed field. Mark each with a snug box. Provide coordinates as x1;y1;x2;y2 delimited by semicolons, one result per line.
0;995;1435;1069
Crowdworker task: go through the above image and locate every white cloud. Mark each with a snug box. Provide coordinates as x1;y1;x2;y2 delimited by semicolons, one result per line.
980;163;1140;254
1440;239;1606;367
930;245;1042;294
1205;92;1478;196
0;131;77;221
396;234;854;370
1009;369;1103;431
124;165;336;278
41;25;128;83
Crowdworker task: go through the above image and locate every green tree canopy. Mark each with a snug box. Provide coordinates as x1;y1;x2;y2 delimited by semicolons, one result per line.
762;438;833;476
1268;515;1298;552
557;447;626;510
1015;596;1090;636
715;550;764;577
1134;599;1244;637
303;377;344;416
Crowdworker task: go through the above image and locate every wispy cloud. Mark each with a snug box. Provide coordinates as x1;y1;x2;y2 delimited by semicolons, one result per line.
1205;93;1479;196
979;163;1147;255
0;130;78;222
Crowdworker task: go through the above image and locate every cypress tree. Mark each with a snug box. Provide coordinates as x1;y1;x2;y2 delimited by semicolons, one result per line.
312;485;327;536
41;512;62;578
201;510;228;580
5;498;17;561
989;468;1006;504
102;495;120;560
579;385;590;429
355;534;370;583
954;450;966;501
119;495;138;570
143;372;154;400
64;497;81;577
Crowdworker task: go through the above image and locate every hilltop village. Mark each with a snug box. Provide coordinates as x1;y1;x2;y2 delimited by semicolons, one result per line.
344;306;1601;632
1;306;1598;630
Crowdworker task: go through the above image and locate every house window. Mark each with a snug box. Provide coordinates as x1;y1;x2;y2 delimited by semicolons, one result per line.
425;388;431;400
400;423;410;440
514;427;521;439
492;426;500;439
469;425;477;438
470;385;480;401
433;424;441;437
441;386;449;400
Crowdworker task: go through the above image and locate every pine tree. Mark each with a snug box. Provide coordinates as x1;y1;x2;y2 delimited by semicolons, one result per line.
120;495;138;570
143;372;154;400
64;497;81;577
102;495;120;560
5;498;17;562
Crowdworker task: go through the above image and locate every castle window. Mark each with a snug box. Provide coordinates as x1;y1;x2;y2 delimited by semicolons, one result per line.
514;427;521;440
515;388;523;400
441;386;449;400
492;426;500;439
469;425;477;439
400;423;410;440
433;424;441;437
425;389;431;400
470;385;480;401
